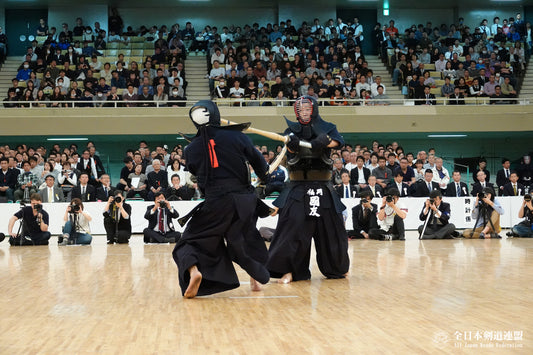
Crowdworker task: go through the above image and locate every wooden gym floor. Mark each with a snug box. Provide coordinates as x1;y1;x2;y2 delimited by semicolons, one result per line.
0;232;531;354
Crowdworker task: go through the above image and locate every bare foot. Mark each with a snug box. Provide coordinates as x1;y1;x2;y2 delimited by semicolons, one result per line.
278;273;292;284
250;277;262;291
184;265;202;298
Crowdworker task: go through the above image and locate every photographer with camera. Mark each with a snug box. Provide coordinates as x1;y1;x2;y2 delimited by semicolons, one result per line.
59;198;92;245
368;188;407;240
7;193;51;245
351;190;378;239
463;187;504;239
57;161;77;198
508;194;533;238
143;192;180;243
418;190;456;239
103;191;132;244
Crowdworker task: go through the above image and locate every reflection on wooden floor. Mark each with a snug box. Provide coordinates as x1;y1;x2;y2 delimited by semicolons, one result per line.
0;232;531;354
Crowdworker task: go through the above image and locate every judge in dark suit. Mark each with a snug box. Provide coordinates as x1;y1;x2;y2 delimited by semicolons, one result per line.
351;191;378;239
387;170;410;197
76;149;99;185
415;85;436;105
361;175;384;198
496;158;512;196
471;170;494;197
502;171;526;196
143;192;181;243
411;169;440;197
418;190;456;239
350;155;371;188
70;173;96;202
0;157;18;202
96;174;116;201
445;171;469;197
448;87;465;105
38;175;65;202
103;190;132;244
335;171;357;198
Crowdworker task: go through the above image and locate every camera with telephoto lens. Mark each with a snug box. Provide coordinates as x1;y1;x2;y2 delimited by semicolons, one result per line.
360;198;369;204
70;204;80;213
158;200;168;208
477;192;485;200
34;204;43;212
525;194;532;202
113;196;122;204
385;195;393;203
429;198;435;205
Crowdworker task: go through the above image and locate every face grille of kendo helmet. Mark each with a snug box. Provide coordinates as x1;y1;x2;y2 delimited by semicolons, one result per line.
294;96;313;124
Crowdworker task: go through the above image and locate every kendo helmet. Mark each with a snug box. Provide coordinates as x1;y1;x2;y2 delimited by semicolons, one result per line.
293;95;318;125
189;100;221;128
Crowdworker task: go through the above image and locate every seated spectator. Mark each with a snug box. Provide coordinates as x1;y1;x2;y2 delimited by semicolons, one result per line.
500;77;517;101
59;198;92;245
96;174;116;201
448;87;465;105
502;171;526;196
368;188;406;240
394;157;416;185
361;175;384;198
166;174;194;201
38;175;64;203
58;161;77;198
509;194;533;238
496;158;512;195
350;190;378;239
432;157;450;191
209;60;226;94
7;193;51;245
14;161;39;202
411;169;440;197
371;156;392;189
483;74;498;96
335;171;357;199
137;85;154;107
0;157;17;202
143;192;180;243
153;85;168;107
103;191;132;244
126;163;148;200
17;62;32;82
147;159;168;200
441;76;455;98
111;70;126;89
473;157;491;183
350;155;370;189
463;187;504;239
445;171;469;197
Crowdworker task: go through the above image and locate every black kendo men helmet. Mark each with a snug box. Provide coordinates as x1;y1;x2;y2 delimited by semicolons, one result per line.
189;100;221;128
293;95;319;125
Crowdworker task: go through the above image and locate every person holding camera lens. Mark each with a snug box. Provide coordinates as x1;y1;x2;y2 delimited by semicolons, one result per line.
508;194;533;237
143;192;180;243
59;198;92;245
463;187;504;239
7;193;51;245
418;190;456;239
351;190;378;239
103;191;132;244
368;188;407;240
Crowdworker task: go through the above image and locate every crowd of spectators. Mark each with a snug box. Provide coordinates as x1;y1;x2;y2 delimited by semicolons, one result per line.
378;14;530;104
0;138;531;205
2;12;531;107
3;11;190;108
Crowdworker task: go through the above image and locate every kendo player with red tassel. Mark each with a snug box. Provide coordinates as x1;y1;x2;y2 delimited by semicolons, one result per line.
172;100;271;298
267;96;350;283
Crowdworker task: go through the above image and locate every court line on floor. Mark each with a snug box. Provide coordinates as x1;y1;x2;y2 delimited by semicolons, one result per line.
228;295;300;299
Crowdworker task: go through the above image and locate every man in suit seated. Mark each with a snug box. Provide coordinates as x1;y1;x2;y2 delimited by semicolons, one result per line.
143;192;181;243
166;174;194;201
350;155;370;190
71;173;97;202
39;175;65;203
350;190;378;239
415;85;436;105
335;171;357;198
0;157;18;202
361;175;384;198
448;87;465;105
76;149;99;186
387;170;410;197
331;158;349;186
418;190;456;239
146;159;168;201
502;171;526;196
471;170;494;197
496;158;511;196
411;169;440;197
96;174;116;201
445;171;469;197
